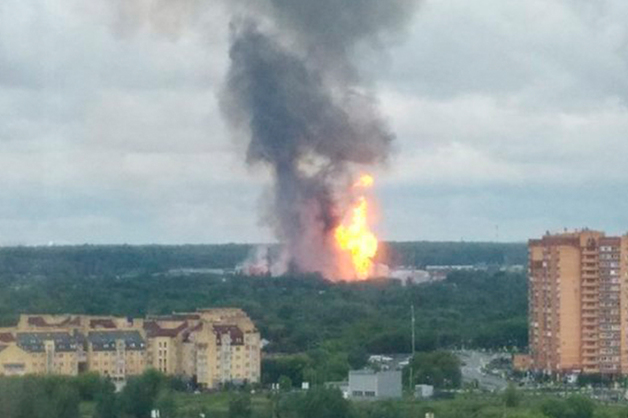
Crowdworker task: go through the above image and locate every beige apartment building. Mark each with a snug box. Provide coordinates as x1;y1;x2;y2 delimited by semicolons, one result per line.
529;230;628;375
0;308;261;388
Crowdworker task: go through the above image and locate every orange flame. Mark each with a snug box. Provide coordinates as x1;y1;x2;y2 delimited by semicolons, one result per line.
335;175;378;280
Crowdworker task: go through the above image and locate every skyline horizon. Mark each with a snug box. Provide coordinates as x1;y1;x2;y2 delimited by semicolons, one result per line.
6;229;628;247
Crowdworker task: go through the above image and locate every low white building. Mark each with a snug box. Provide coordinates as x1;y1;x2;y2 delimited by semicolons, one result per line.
348;370;402;400
389;269;431;286
415;384;434;399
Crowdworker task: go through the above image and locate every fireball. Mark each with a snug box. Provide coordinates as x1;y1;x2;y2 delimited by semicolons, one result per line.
335;175;378;280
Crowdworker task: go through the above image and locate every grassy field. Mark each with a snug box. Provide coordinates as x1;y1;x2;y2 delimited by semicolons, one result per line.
77;392;267;418
79;401;95;418
172;392;271;418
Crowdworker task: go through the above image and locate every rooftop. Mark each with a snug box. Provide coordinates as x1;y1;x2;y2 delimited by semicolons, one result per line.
213;325;244;346
88;331;145;351
17;332;80;353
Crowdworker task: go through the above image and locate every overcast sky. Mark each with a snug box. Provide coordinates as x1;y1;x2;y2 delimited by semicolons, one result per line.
1;0;628;245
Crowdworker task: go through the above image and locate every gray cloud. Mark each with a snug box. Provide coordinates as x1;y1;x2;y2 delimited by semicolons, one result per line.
1;0;628;246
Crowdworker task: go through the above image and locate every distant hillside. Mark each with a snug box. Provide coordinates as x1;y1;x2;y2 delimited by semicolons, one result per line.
0;244;251;278
0;241;527;278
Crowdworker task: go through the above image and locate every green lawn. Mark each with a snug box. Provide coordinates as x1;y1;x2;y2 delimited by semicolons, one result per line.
174;392;272;418
79;390;628;418
79;401;95;418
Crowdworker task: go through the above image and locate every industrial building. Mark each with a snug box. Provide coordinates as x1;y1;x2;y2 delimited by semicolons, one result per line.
0;308;261;388
347;370;402;399
528;230;628;375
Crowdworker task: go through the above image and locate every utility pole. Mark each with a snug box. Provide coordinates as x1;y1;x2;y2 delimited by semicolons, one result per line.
409;304;416;394
412;304;416;356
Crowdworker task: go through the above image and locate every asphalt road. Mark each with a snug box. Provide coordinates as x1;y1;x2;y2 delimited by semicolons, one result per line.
457;350;509;392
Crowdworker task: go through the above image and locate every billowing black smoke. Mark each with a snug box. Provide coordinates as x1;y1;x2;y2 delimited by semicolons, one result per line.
221;1;419;277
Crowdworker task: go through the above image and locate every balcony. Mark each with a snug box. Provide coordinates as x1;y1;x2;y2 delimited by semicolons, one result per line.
582;281;599;288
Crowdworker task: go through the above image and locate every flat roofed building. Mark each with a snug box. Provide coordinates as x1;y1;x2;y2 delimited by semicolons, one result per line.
529;230;628;375
348;370;402;399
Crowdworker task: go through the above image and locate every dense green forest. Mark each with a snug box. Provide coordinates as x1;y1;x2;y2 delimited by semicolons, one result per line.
0;269;527;351
0;244;251;277
0;241;526;278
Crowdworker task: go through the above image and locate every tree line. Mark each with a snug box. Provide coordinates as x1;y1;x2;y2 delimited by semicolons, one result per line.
0;371;182;418
0;241;526;279
3;371;625;418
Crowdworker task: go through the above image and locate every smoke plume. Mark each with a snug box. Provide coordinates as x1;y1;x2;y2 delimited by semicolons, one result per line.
221;1;419;278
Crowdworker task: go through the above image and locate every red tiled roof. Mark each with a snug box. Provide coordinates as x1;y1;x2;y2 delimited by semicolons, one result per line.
27;317;49;327
27;316;80;328
0;333;15;343
182;322;203;342
143;321;188;338
89;319;117;329
213;325;244;346
166;314;201;321
143;321;159;333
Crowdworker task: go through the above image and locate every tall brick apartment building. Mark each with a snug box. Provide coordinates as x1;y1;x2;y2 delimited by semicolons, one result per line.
529;230;628;375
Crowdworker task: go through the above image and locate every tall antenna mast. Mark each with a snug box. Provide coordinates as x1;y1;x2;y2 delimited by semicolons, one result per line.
410;304;416;393
411;304;416;355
